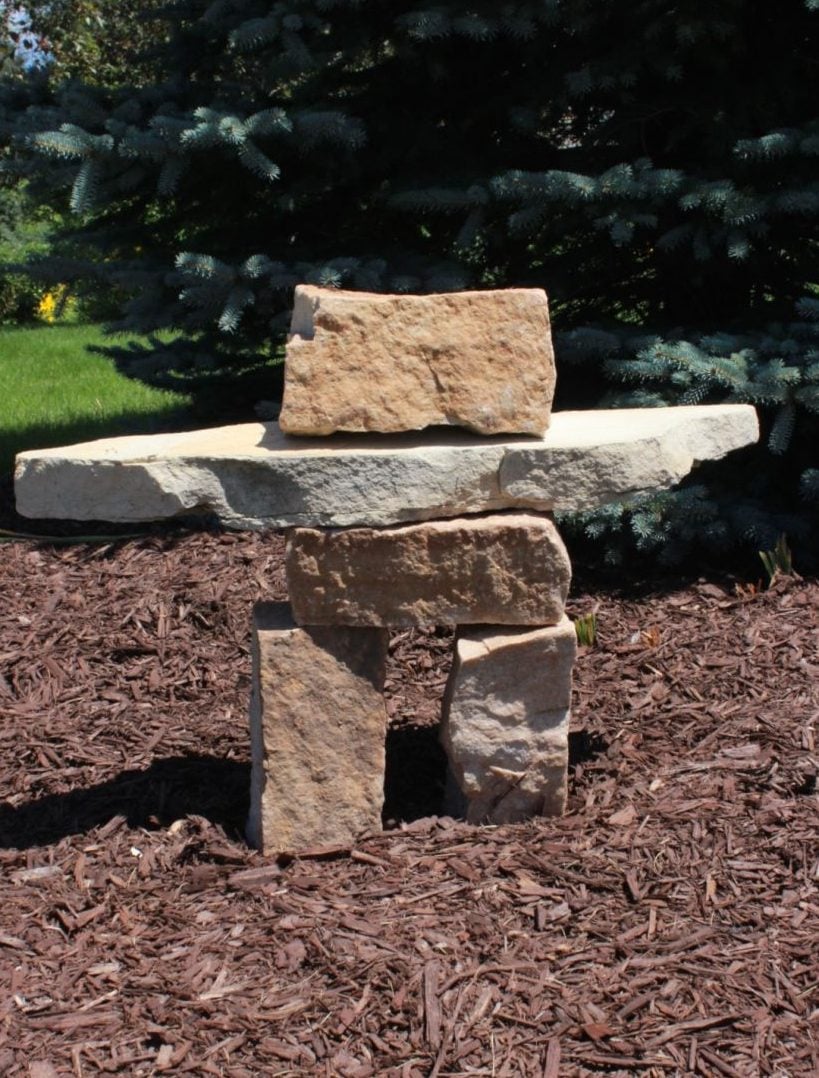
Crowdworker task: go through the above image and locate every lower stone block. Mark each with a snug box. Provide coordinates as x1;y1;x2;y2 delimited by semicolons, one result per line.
441;617;576;824
246;602;389;853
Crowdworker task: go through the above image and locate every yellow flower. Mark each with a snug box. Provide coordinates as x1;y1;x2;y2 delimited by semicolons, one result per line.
36;284;70;323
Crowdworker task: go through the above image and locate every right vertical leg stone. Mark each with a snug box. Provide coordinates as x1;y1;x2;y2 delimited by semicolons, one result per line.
441;616;576;824
247;602;389;854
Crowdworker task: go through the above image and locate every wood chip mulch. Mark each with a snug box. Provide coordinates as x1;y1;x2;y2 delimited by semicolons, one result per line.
0;526;817;1076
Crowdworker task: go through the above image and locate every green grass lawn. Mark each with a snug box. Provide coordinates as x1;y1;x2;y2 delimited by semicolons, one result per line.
0;323;194;477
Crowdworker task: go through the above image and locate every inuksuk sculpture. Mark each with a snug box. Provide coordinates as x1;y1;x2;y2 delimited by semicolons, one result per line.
15;285;760;854
249;285;574;849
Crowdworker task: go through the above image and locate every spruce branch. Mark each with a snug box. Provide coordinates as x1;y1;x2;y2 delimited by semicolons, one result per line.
70;158;102;213
768;401;796;454
734;129;799;159
240;255;274;280
118;128;170;161
156;155;187;196
389;275;422;293
281;29;314;70
656;223;693;250
238;141;281;182
352;259;388;291
390;186;488;214
397;10;450;40
292;110;366;149
452;14;495;40
229;16;281;52
218;285;255;333
500;11;536;39
175;252;235;285
726;230;750;259
796;297;819;320
773;187;819;215
246;108;292;138
29;124;113;162
800;469;819;499
454;207;486;250
202;1;235;24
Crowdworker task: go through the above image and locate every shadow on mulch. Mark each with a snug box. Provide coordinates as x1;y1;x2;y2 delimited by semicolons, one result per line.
2;737;461;849
380;724;611;828
0;756;251;850
568;727;609;767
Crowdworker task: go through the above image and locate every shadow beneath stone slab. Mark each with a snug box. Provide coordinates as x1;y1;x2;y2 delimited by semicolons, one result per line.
256;422;537;454
382;724;448;826
0;756;250;850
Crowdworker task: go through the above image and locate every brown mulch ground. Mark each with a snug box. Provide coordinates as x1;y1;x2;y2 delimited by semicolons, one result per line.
0;524;817;1077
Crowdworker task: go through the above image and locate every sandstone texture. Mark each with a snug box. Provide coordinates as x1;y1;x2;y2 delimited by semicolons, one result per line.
14;405;759;528
285;512;571;627
441;617;576;824
277;285;556;437
246;602;388;854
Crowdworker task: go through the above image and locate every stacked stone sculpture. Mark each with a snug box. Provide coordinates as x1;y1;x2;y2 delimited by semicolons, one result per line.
248;285;577;851
14;285;761;855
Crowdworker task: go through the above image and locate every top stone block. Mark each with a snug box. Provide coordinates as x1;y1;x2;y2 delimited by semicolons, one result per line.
277;285;556;437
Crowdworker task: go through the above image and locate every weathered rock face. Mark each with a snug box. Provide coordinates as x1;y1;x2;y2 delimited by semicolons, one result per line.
246;602;389;854
441;617;576;823
14;406;760;528
278;285;556;437
286;512;571;627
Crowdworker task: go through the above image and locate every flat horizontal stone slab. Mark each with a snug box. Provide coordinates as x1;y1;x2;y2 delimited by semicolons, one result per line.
247;602;388;854
278;285;555;436
15;405;759;528
286;512;570;627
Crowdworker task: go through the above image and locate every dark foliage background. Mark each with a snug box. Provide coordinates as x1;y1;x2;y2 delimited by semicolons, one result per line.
2;0;818;568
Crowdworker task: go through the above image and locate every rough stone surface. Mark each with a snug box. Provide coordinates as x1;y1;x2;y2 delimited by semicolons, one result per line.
278;285;555;436
441;617;576;824
14;405;759;528
246;602;388;854
285;512;571;627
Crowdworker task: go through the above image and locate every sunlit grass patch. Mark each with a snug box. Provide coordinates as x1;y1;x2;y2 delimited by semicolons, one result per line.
0;324;192;476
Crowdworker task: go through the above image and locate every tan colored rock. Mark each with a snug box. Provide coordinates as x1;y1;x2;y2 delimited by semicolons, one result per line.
441;617;576;823
15;405;760;528
278;285;555;436
246;602;389;853
286;512;571;627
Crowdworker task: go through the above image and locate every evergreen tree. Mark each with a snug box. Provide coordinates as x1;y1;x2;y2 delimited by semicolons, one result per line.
2;0;818;565
33;0;167;86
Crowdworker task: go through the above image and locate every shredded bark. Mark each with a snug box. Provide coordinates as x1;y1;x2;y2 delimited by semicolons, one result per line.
0;524;817;1076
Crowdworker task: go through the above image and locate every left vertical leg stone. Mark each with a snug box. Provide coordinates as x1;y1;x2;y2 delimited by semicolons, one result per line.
441;616;576;824
247;602;389;854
